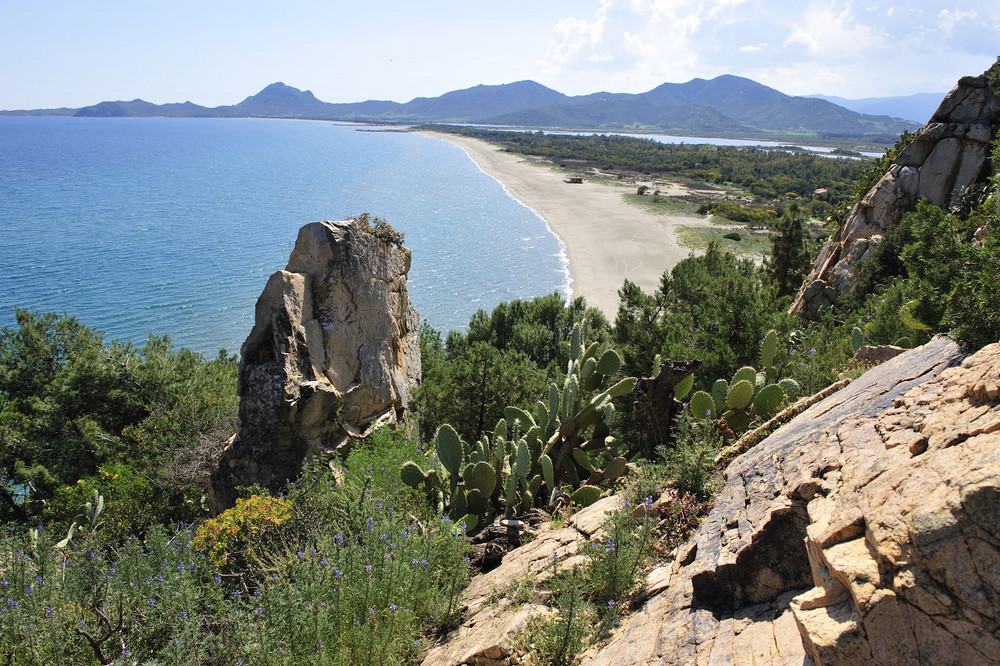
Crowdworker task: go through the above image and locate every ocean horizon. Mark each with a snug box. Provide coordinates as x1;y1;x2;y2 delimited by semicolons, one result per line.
0;117;572;356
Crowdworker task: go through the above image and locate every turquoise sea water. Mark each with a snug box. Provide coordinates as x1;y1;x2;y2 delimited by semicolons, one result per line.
0;118;571;355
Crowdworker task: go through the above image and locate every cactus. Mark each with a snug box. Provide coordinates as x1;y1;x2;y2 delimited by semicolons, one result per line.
400;461;426;488
56;490;105;549
569;485;602;507
711;379;729;416
850;326;864;353
435;424;463;477
470;461;497;498
540;454;554;490
778;377;800;401
752;383;785;417
760;329;779;373
701;330;804;437
401;322;636;528
674;373;694;401
731;366;756;387
690;390;715;421
726;380;755;411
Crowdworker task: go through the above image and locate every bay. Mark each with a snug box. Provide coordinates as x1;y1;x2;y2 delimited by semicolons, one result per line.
0;117;571;356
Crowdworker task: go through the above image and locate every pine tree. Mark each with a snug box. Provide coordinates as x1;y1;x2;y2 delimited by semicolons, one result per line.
769;203;811;297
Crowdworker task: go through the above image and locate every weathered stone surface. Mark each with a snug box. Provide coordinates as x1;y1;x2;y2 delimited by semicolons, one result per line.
847;344;906;371
791;67;1000;318
792;341;1000;665
209;220;420;512
579;337;969;665
422;496;622;666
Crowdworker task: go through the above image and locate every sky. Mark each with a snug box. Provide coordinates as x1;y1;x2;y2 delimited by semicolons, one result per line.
2;0;998;110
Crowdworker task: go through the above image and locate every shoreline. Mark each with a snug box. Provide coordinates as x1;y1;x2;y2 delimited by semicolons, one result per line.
419;130;707;318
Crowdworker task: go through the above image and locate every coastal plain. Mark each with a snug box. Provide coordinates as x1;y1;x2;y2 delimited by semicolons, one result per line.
423;131;712;318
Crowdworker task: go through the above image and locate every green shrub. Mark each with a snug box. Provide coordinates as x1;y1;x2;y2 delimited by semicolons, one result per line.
352;212;405;246
0;429;471;665
656;411;722;498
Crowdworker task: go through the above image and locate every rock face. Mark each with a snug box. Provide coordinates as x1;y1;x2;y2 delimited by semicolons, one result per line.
422;496;624;666
791;67;999;319
578;336;1000;664
209;220;420;512
791;341;1000;665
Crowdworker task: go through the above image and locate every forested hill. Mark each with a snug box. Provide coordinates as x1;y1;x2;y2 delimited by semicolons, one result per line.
4;76;920;142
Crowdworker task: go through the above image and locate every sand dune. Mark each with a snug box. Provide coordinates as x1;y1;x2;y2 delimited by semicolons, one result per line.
422;131;705;318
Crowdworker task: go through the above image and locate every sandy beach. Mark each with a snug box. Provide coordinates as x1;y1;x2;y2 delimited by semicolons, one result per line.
421;131;706;318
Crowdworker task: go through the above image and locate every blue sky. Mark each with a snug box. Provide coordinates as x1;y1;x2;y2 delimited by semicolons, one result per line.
2;0;997;109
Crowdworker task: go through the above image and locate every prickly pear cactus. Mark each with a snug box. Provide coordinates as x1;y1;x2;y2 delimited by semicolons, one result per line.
690;390;715;421
402;322;637;528
851;326;865;353
704;329;801;437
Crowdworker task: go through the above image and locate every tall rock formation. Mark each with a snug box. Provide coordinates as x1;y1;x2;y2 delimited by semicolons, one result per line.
209;220;420;512
791;64;1000;319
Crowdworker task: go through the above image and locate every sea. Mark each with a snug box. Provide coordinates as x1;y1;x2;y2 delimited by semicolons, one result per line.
0;117;572;356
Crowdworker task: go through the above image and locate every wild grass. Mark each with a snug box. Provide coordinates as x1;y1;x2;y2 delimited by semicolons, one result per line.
0;428;470;665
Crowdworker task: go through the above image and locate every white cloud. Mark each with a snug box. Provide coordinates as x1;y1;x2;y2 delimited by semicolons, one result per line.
783;2;884;57
533;0;1000;97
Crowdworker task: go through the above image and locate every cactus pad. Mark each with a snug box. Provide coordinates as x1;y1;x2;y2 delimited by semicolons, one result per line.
540;454;554;489
731;366;757;387
726;379;755;410
760;329;779;369
570;485;602;507
850;326;864;353
778;377;800;401
674;373;694;400
595;349;623;375
711;379;729;415
435;424;463;476
690;390;715;420
400;461;425;488
571;448;595;473
753;383;785;419
470;461;497;498
602;456;627;482
515;440;530;478
607;376;636;398
504;406;536;431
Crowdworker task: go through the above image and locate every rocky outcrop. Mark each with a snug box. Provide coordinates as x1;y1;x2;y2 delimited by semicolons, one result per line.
791;67;999;319
416;336;999;664
422;496;624;666
209;220;420;512
577;336;1000;664
791;341;1000;664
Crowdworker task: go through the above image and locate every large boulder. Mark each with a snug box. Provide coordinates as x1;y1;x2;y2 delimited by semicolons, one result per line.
209;219;420;512
791;65;1000;319
580;336;1000;664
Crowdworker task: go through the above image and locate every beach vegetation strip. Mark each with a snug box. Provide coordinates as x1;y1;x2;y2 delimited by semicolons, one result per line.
425;126;866;210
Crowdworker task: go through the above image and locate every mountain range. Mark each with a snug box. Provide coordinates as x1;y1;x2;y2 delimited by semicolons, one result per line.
806;92;945;124
3;76;925;141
